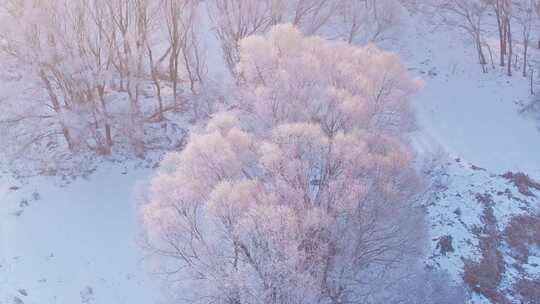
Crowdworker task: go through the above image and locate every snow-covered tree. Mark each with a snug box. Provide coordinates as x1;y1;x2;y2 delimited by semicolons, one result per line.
141;25;427;304
235;24;419;134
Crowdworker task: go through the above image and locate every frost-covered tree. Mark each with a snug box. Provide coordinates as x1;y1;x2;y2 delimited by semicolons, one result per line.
235;24;419;134
0;0;146;159
0;0;115;156
141;25;430;304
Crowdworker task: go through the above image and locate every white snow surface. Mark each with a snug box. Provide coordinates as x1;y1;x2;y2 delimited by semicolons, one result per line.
395;13;540;304
0;164;165;304
395;16;540;179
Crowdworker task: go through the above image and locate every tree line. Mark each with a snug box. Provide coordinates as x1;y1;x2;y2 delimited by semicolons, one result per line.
0;0;403;171
421;0;540;77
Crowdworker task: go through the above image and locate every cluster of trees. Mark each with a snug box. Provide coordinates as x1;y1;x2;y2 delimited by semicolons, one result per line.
0;0;206;167
427;0;540;77
0;0;405;169
141;25;466;304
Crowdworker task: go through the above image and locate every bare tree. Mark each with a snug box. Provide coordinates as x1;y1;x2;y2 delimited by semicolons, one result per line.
534;0;540;48
103;0;153;157
488;0;511;67
336;0;402;44
288;0;338;34
435;0;490;73
513;0;534;77
162;0;205;105
506;2;514;76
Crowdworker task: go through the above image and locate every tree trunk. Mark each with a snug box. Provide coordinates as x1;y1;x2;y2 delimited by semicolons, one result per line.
507;20;513;77
126;79;145;159
530;69;534;95
523;41;528;77
147;45;165;122
475;32;487;73
495;4;506;66
97;84;113;154
39;70;75;151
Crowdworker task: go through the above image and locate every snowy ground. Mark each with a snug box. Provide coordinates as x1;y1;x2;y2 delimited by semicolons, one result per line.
396;15;540;179
1;7;540;304
0;163;166;304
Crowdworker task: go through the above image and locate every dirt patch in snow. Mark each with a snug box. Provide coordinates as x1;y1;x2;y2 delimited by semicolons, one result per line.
501;172;540;197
